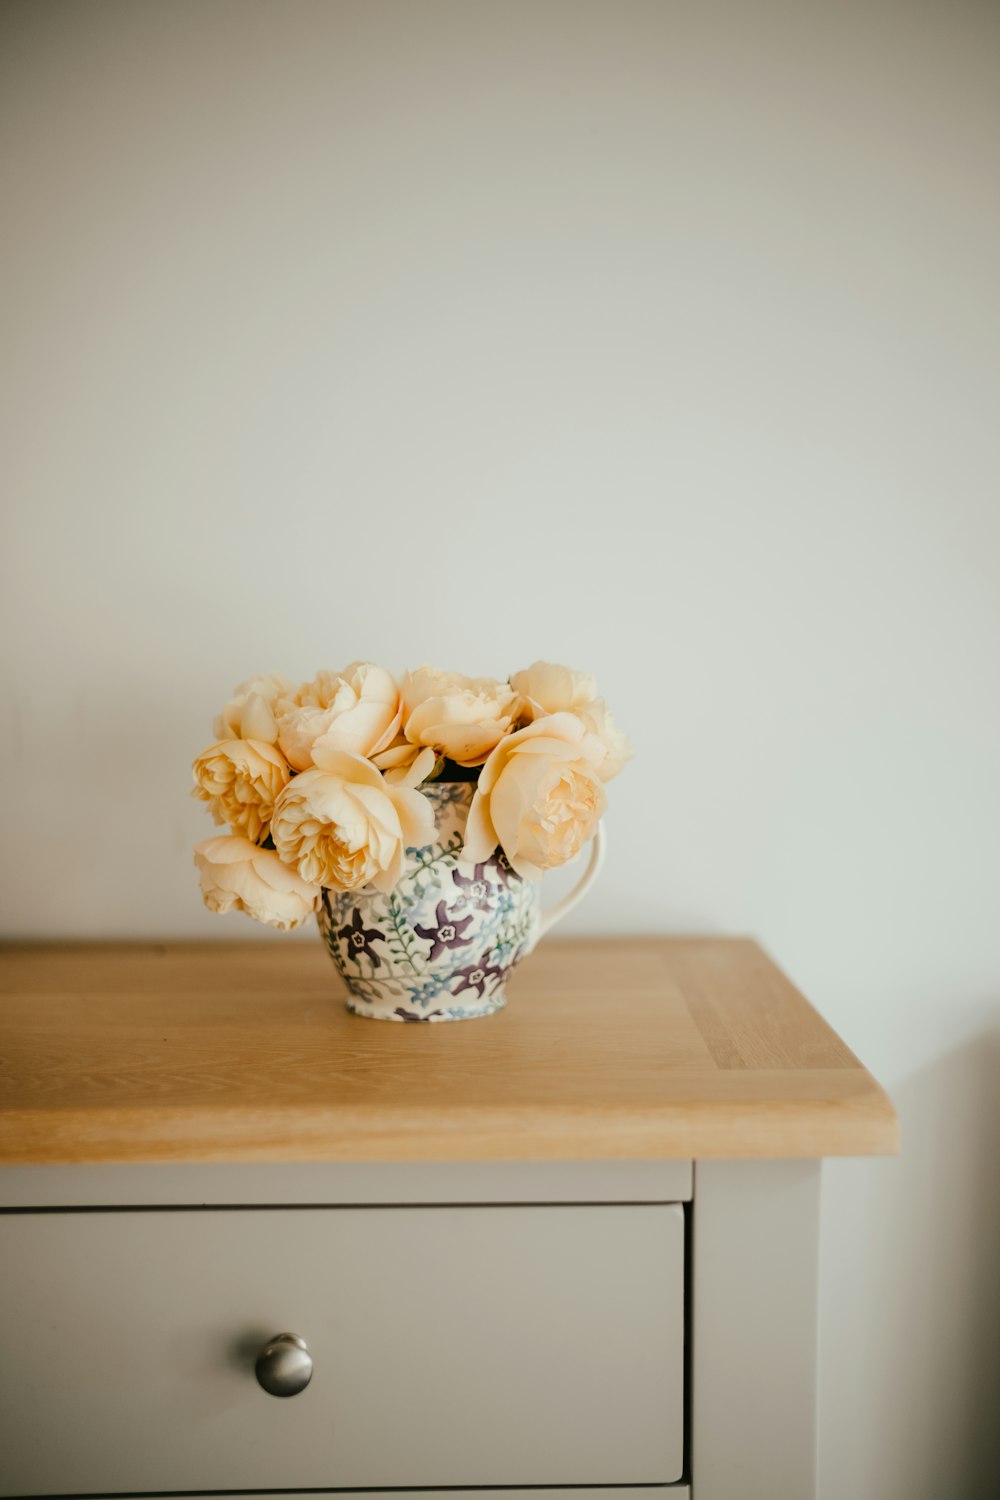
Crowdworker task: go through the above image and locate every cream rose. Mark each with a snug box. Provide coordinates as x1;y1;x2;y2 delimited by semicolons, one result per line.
191;738;291;843
461;711;606;878
510;660;597;719
212;674;296;744
401;666;520;766
578;697;632;781
270;746;436;893
194;835;320;930
277;662;401;772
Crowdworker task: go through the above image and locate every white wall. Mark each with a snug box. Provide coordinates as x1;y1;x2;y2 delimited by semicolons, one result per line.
2;1;999;1493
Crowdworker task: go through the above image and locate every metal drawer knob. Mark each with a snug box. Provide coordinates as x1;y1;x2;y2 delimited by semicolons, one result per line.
254;1332;313;1397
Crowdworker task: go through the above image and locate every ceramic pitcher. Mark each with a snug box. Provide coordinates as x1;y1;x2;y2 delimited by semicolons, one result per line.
317;780;604;1021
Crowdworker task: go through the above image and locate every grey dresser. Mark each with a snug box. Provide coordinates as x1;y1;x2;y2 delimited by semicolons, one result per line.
0;937;898;1498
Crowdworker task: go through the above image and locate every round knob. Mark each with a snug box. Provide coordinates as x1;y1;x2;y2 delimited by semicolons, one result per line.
254;1332;313;1397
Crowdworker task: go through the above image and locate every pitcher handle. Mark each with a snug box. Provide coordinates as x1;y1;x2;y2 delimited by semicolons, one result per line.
534;822;606;947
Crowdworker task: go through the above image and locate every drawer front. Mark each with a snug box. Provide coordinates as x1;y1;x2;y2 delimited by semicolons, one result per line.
0;1203;684;1494
180;1492;692;1499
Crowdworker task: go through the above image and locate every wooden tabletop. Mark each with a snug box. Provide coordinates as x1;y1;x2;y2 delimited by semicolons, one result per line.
0;938;898;1165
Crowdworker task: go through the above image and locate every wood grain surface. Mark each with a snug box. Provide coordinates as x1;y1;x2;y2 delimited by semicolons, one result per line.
0;938;899;1164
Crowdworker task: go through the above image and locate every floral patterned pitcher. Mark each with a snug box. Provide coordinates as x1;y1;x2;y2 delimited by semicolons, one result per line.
317;780;604;1021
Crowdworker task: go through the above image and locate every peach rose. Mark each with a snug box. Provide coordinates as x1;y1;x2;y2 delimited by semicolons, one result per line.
371;738;439;785
277;662;401;772
191;738;291;843
194;835;320;930
212;674;296;744
270;746;436;893
510;660;597;719
510;661;631;781
578;697;632;781
461;711;606;878
401;666;520;766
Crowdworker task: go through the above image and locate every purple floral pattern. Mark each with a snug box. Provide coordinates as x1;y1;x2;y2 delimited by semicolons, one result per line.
452;951;506;1000
451;863;496;913
337;908;387;967
317;781;541;1021
413;900;475;961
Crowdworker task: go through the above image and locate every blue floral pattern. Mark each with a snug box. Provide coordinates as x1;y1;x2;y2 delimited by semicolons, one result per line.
317;782;541;1021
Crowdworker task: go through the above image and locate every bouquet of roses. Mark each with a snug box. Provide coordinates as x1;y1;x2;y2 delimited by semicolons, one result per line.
192;662;630;931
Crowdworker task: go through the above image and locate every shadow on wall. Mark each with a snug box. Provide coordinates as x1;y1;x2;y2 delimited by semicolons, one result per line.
821;1030;1000;1500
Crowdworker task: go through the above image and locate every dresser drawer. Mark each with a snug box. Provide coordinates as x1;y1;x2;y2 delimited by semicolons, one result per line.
0;1203;684;1495
178;1493;690;1499
179;1492;691;1499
